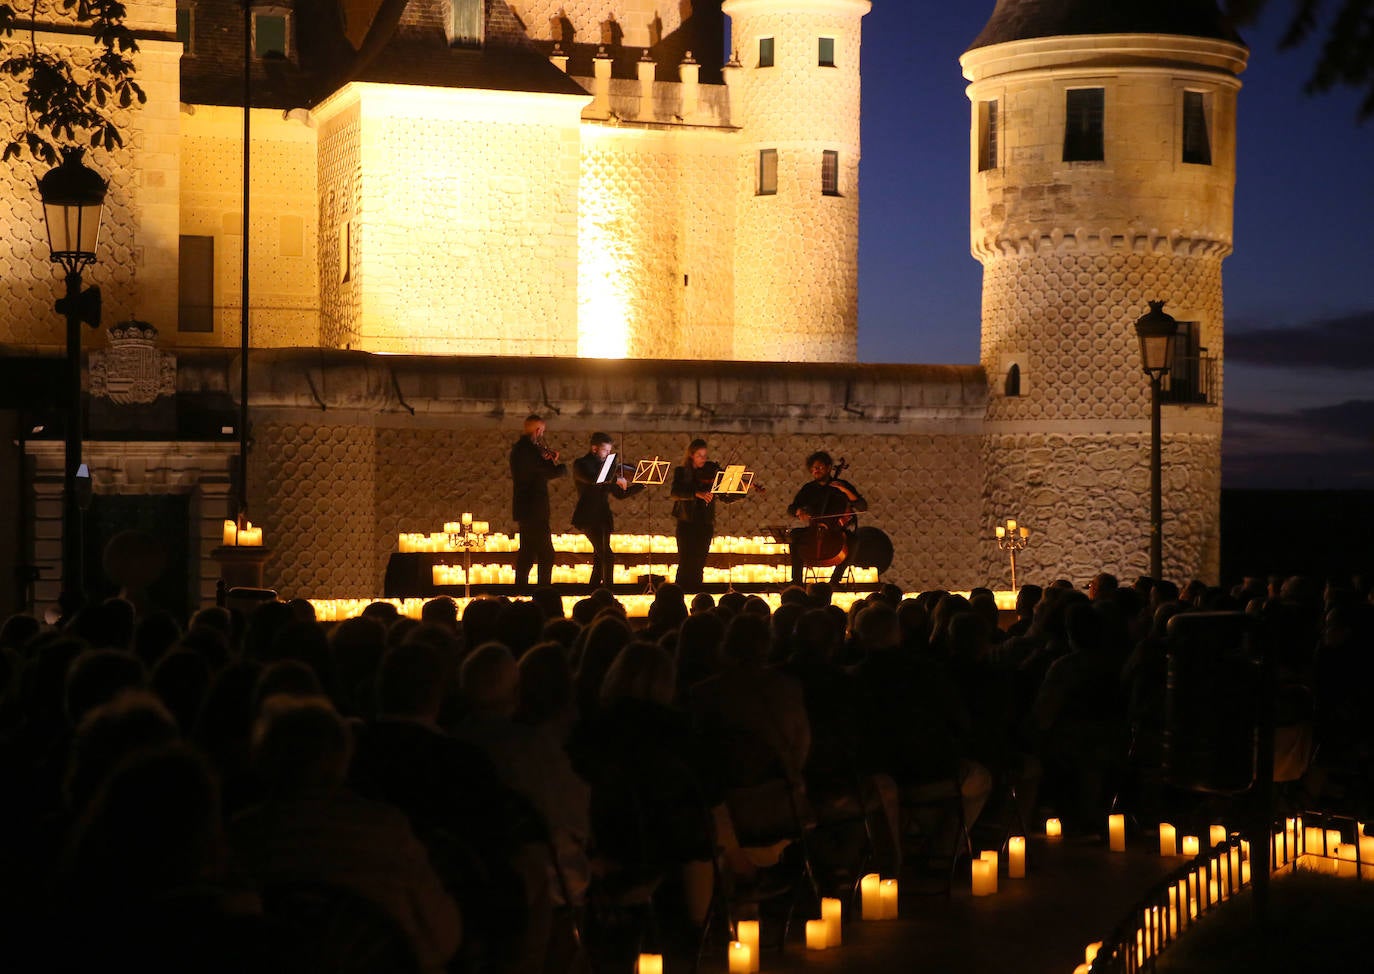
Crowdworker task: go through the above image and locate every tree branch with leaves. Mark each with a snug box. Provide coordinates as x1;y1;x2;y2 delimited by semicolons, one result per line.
0;0;146;164
1226;0;1374;120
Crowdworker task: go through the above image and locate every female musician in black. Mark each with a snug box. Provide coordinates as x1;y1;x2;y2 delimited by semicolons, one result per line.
787;451;867;586
669;438;741;590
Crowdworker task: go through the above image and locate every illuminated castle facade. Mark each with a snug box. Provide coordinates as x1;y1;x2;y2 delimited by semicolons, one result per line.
0;0;1246;613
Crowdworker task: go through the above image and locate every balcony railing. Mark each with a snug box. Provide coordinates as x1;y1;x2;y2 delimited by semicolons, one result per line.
1161;354;1216;406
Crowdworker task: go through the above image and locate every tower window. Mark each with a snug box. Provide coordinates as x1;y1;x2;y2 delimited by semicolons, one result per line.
176;4;194;53
759;36;774;68
818;37;835;67
178;235;215;333
1003;363;1021;397
757;149;777;196
446;0;484;48
977;99;999;172
1063;87;1104;162
1182;91;1212;165
821;150;840;196
252;9;290;58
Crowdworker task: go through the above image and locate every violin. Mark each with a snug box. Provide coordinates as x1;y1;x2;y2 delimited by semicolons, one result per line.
533;433;559;463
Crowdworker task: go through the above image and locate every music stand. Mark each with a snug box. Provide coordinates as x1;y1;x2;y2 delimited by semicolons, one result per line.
710;465;754;495
633;457;669;486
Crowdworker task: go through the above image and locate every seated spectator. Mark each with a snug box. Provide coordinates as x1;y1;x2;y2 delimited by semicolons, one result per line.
230;697;461;973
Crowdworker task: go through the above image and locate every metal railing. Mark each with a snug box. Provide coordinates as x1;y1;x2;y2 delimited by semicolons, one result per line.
1161;354;1216;406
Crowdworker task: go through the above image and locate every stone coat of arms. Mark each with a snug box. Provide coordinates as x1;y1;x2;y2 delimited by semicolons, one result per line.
89;320;177;406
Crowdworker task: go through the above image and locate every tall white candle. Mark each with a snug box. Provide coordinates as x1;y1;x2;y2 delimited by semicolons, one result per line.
821;897;842;946
737;921;759;973
880;879;899;919
860;873;881;920
1209;824;1227;848
805;919;829;950
971;859;995;896
637;954;662;974
980;850;999;893
1008;836;1026;878
1159;823;1178;857
1109;814;1126;852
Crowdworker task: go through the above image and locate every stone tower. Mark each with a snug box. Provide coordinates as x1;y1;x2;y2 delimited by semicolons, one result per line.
722;0;870;362
961;1;1247;584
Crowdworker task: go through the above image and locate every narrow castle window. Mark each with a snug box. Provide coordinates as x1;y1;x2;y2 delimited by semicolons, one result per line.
822;150;840;196
178;235;215;333
1182;91;1212;165
759;36;774;68
447;0;484;49
757;149;778;196
977;99;999;171
1003;363;1021;397
818;37;835;67
176;4;194;54
252;9;290;58
1063;88;1104;162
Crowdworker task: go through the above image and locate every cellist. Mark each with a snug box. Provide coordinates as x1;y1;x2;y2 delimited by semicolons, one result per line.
787;451;867;586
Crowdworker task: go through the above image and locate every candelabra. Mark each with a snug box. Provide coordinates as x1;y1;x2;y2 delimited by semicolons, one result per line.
444;514;490;600
995;517;1031;592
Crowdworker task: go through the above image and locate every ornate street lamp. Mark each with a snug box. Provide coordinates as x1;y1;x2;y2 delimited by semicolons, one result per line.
1134;300;1177;582
38;147;107;614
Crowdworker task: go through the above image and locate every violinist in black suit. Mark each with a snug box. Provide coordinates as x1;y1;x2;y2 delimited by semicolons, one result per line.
788;451;866;586
510;414;567;590
572;433;644;589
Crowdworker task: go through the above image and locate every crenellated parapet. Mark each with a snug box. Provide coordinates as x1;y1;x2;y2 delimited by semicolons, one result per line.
973;226;1233;262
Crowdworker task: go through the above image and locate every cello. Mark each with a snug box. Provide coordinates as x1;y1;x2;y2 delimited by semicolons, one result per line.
794;458;857;568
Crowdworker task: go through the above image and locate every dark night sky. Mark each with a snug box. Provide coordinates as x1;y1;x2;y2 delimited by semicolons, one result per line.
852;4;1374;489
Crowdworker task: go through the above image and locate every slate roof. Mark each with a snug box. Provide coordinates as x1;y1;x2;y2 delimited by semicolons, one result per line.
180;0;586;110
967;0;1244;52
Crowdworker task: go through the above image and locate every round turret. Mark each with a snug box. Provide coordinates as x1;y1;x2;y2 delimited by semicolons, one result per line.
962;1;1247;582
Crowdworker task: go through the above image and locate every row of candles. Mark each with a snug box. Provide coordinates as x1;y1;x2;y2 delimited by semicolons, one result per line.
220;519;264;547
1063;814;1374;973
429;562;883;587
400;528;800;556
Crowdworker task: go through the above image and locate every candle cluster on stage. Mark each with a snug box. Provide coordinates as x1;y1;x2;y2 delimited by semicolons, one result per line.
221;519;263;547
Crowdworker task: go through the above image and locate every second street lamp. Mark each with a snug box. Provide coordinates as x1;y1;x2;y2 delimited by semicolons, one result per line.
1134;300;1177;582
38;147;107;615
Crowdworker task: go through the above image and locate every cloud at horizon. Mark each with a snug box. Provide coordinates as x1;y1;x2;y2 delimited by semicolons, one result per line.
1223;398;1374;489
1226;310;1374;372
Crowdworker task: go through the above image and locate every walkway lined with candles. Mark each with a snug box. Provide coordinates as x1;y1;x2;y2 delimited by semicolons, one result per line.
688;833;1179;974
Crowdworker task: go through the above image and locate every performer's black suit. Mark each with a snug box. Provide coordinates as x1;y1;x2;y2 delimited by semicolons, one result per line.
787;476;867;585
669;461;740;590
510;435;567;589
572;453;644;588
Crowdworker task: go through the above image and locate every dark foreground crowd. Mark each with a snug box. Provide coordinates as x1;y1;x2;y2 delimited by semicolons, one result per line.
0;571;1369;972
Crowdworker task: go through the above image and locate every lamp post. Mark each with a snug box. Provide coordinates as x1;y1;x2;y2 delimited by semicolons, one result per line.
38;148;107;615
1134;300;1177;582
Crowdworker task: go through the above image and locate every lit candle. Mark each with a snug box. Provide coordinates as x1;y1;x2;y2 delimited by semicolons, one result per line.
728;941;752;972
475;520;489;535
1159;823;1178;857
1182;835;1199;857
860;873;881;919
996;525;1006;538
1006;518;1017;532
805;919;829;950
1338;845;1357;878
1008;836;1026;878
461;512;472;526
637;954;662;974
821;897;842;946
1209;825;1227;848
1085;941;1102;964
980;850;999;893
737;920;759;972
1109;814;1126;852
239;522;262;546
1326;828;1342;853
222;519;238;546
880;879;899;919
1305;826;1324;857
1019;525;1029;538
1046;818;1062;838
971;859;995;896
